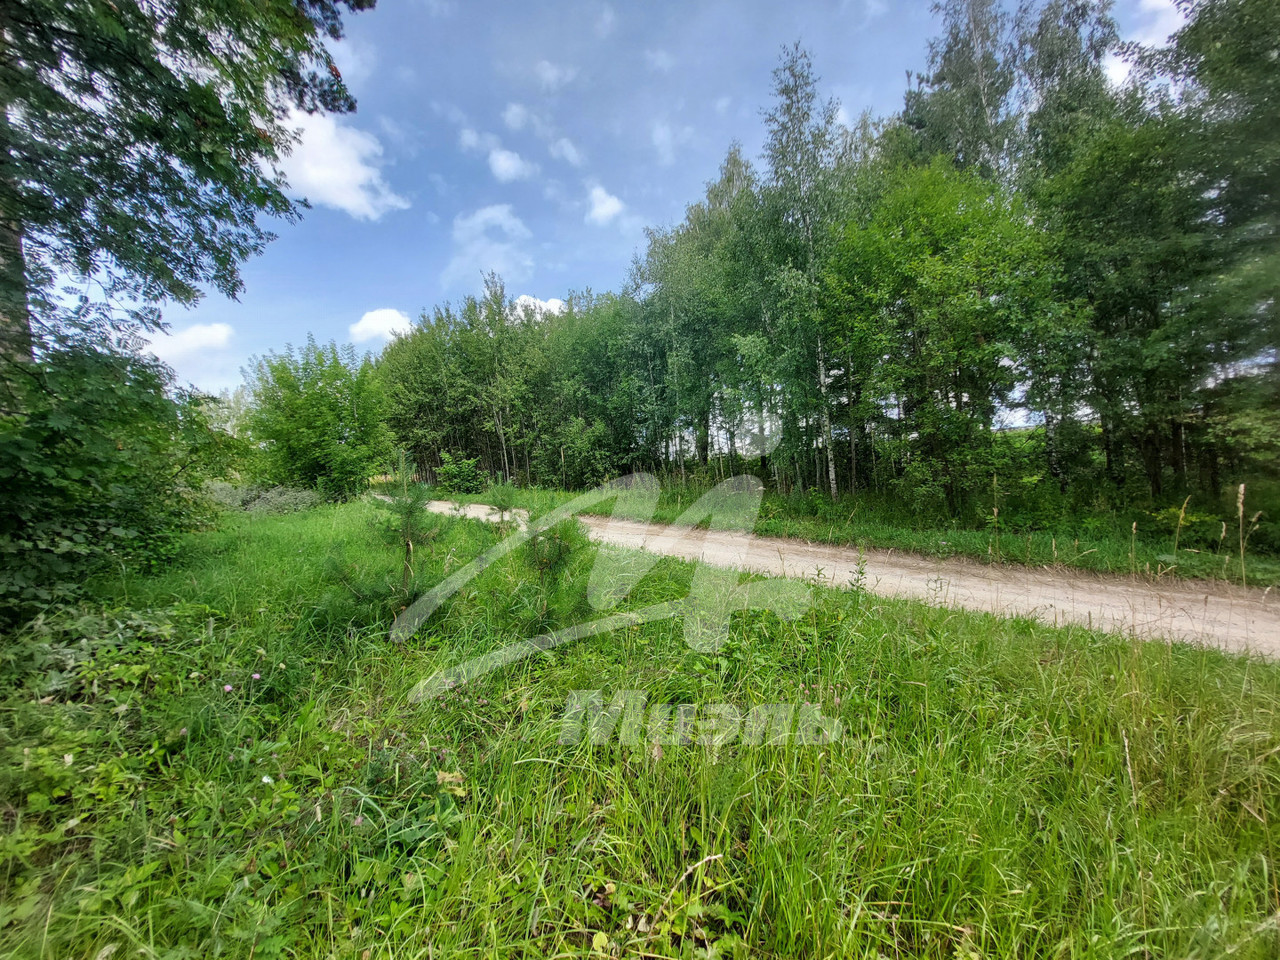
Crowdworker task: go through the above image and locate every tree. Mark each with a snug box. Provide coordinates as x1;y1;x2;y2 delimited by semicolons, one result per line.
1;0;376;366
244;338;391;499
760;43;844;496
903;0;1018;178
827;159;1065;511
1163;0;1278;373
1013;0;1118;180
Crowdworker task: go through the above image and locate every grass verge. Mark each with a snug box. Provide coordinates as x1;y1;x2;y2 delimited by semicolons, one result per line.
428;483;1280;588
1;500;1278;958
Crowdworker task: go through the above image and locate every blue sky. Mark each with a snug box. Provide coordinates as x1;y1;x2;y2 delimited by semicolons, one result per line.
148;0;1186;393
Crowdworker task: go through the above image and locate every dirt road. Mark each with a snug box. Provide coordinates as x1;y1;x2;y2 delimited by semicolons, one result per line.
422;500;1280;656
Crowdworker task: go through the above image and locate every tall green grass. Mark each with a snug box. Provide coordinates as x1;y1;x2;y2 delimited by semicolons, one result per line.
1;501;1277;958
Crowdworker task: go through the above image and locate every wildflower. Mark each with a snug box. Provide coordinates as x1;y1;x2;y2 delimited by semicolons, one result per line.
262;775;273;784
353;815;364;826
180;728;188;736
223;684;233;692
252;673;261;680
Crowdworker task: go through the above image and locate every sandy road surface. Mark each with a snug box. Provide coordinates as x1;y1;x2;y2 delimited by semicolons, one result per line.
420;500;1279;655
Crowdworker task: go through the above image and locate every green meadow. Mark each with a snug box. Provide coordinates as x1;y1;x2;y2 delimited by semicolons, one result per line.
2;500;1277;959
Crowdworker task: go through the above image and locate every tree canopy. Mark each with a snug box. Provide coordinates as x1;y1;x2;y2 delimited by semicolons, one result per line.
0;0;375;364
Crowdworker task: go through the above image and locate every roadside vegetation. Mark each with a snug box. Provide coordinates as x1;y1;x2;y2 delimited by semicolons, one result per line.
2;500;1279;958
419;478;1280;587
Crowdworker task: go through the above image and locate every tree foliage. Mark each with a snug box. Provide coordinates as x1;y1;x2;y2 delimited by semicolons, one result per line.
377;0;1275;533
0;348;226;619
244;338;391;500
1;0;375;360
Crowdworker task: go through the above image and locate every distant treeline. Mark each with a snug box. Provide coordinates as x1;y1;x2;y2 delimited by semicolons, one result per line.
364;0;1276;519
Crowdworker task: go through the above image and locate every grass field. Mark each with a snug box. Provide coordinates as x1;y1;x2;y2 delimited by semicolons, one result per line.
429;482;1280;588
2;499;1278;958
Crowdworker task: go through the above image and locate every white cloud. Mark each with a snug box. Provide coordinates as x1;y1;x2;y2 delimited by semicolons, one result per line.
330;38;374;85
488;148;538;182
502;103;530;131
651;120;692;166
714;96;732;116
148;322;234;365
442;204;534;289
146;323;240;391
350;308;413;344
512;294;567;317
549;137;584;167
1108;0;1187;85
534;60;577;93
459;127;500;152
585;184;625;225
501;102;553;139
1133;0;1185;45
1103;52;1132;86
280;112;408;220
595;4;617;38
645;49;675;73
431;100;468;126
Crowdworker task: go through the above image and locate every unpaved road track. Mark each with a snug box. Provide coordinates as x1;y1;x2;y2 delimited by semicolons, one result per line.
421;500;1280;656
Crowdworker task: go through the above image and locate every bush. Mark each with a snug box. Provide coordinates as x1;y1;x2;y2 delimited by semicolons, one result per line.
0;346;227;623
243;337;391;500
435;452;487;494
205;481;322;515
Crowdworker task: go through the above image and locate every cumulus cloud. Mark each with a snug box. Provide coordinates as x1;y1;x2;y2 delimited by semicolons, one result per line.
645;49;675;72
594;4;616;38
502;103;530;131
863;0;888;21
488;148;538;182
1106;0;1186;85
585;184;625;225
512;294;567;317
279;111;408;220
549;137;583;167
148;322;233;365
534;60;577;93
459;127;499;152
651;120;692;166
1133;0;1185;44
350;308;413;344
442;204;534;289
330;38;374;85
146;323;240;391
502;102;553;139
